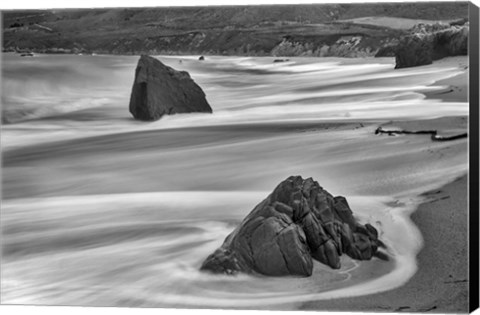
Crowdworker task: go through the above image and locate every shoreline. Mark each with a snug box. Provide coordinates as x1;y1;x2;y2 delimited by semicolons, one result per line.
301;175;468;313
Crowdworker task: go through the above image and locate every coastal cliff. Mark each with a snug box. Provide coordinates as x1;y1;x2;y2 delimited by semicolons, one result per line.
2;3;468;58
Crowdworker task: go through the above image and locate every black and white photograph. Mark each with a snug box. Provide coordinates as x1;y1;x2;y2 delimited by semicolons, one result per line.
1;0;478;314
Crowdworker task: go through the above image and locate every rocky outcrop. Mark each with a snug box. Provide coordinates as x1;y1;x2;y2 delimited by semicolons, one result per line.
129;55;212;121
394;33;434;69
201;176;385;277
394;23;468;69
270;36;375;58
374;39;399;57
431;24;468;59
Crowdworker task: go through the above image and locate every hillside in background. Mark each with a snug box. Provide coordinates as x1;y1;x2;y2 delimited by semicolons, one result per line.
1;2;469;57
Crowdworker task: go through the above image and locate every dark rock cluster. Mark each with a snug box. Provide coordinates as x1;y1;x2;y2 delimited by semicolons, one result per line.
129;55;212;121
201;176;385;277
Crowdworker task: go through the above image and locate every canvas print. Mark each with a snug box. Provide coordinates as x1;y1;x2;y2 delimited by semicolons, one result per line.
1;1;477;313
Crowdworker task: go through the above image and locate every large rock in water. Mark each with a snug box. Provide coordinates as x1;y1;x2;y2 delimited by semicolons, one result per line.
129;55;212;121
201;176;384;277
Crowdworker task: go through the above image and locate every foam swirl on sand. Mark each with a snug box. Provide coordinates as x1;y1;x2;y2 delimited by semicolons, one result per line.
2;192;421;308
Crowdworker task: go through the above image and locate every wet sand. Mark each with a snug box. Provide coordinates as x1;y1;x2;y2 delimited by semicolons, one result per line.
301;174;468;313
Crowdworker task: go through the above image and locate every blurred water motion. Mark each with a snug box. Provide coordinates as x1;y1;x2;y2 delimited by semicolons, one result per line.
1;54;468;308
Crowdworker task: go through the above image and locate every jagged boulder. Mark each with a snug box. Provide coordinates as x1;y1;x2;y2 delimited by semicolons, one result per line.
201;176;385;277
129;55;212;121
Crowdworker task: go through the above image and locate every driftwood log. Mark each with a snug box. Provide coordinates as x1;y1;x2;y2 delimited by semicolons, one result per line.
375;127;468;142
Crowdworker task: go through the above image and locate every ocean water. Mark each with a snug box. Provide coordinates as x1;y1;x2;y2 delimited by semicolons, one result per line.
1;54;468;308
